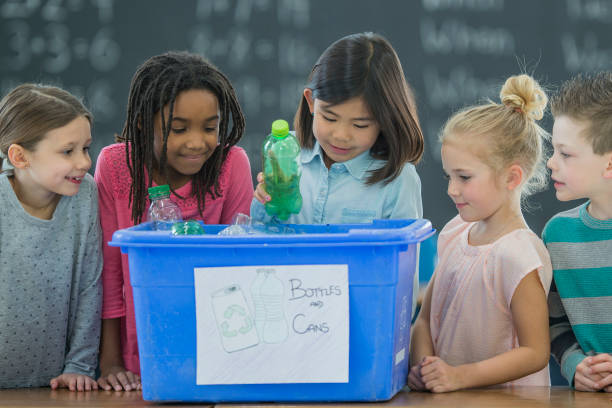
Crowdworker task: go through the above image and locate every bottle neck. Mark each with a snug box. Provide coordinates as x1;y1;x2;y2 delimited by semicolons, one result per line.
151;194;170;201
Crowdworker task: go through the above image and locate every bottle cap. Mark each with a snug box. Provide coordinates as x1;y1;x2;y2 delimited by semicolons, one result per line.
271;119;289;138
148;184;171;199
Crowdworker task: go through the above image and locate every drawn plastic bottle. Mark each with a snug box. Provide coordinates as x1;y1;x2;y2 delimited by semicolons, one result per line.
147;185;182;230
260;270;288;344
250;269;267;338
262;119;302;220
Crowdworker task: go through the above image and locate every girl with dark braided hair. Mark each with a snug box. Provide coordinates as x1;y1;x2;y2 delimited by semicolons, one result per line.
94;51;253;391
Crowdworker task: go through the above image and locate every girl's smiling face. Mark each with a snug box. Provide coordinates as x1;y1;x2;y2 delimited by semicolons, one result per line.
153;88;220;189
304;89;380;168
19;115;92;198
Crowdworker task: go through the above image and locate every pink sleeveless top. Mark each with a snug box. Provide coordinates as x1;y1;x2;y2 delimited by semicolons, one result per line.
430;216;553;386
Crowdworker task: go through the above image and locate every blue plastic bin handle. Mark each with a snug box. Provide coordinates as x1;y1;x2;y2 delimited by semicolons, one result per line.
408;219;436;242
347;219;435;243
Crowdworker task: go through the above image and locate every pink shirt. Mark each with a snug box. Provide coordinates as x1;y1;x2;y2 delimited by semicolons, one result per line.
429;215;553;387
94;143;254;374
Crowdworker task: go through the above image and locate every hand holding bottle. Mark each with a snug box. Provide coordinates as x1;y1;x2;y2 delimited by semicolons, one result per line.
253;172;270;204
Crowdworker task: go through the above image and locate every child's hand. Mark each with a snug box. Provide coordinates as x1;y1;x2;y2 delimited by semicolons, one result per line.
50;373;98;391
253;172;270;204
97;365;141;391
574;355;610;392
586;354;612;392
407;364;426;391
420;356;462;393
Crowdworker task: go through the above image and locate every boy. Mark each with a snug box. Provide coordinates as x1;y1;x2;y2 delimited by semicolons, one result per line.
545;72;612;392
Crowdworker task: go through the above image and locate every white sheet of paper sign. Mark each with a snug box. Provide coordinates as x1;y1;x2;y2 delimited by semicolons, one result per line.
194;264;349;384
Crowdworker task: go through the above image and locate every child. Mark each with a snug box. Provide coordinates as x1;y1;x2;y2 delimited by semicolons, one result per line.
95;51;254;391
409;74;553;392
251;32;424;314
0;84;102;391
545;72;612;392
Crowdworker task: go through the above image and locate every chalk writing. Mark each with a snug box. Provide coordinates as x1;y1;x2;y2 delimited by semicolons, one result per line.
422;0;503;12
561;33;612;72
420;18;515;56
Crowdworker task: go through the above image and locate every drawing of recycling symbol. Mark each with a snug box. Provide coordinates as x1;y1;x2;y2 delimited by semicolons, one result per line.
220;304;254;338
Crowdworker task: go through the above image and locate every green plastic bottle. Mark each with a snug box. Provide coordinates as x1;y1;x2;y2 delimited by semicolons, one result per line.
171;220;205;235
262;119;302;220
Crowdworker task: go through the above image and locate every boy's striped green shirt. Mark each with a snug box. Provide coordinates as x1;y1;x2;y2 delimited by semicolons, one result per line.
544;202;612;385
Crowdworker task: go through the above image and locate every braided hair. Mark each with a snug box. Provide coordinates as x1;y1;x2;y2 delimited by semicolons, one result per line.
118;51;245;224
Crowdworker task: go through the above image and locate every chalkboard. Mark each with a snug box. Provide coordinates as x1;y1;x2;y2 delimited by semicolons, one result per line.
2;0;612;234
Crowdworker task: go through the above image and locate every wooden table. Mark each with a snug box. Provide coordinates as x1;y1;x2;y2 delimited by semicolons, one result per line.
0;387;610;408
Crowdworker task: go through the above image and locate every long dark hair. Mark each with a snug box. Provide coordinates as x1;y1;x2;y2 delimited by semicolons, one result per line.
294;32;424;185
118;51;245;224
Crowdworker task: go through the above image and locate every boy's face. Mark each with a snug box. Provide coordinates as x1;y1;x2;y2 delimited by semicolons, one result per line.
548;115;610;202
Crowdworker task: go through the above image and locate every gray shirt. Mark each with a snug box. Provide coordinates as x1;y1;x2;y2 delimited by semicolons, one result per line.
0;172;102;388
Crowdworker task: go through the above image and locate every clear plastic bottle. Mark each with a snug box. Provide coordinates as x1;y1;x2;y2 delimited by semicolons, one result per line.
262;119;302;220
147;185;182;230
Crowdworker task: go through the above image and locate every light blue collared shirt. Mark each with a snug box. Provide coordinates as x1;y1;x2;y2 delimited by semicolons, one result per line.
251;142;422;224
251;142;423;316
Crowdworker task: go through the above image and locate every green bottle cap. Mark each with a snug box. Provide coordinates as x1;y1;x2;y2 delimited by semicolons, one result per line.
148;184;170;199
271;119;289;138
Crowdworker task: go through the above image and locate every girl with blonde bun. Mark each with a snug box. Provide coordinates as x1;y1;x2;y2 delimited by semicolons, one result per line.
409;74;553;392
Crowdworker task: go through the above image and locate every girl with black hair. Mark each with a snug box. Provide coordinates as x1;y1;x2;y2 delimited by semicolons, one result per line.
94;51;253;391
252;32;425;316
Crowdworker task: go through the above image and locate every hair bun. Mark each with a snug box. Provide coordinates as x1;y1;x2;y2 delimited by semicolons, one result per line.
500;74;548;121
